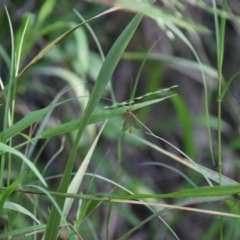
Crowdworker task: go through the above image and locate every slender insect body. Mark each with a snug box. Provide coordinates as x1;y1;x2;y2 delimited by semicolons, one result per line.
122;109;140;134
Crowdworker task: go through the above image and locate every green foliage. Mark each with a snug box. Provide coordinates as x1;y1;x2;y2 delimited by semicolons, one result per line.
1;1;240;239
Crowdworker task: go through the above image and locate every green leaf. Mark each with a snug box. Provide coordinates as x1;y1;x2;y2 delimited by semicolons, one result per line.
41;95;175;139
63;121;107;216
36;0;56;28
0;101;63;142
0;143;47;187
220;71;240;100
115;184;240;199
4;201;41;224
0;224;46;239
0;8;116;99
44;13;144;240
170;95;193;158
91;0;210;33
0;172;26;212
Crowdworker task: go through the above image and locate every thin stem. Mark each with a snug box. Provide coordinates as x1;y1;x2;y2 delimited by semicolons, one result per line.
214;0;228;238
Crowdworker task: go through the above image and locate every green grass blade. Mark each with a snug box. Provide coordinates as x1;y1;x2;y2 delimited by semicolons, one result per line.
0;94;174;143
63;121;107;216
0;143;47;187
132;134;238;186
118;210;179;240
166;22;214;164
140;162;197;188
0;44;10;67
0;224;46;239
0;98;74;142
123;52;218;82
0;172;26;212
26;86;73;160
15;16;30;75
170;95;193;158
220;71;240;100
44;13;143;239
36;0;56;29
114;184;240;199
131;38;161;101
4;201;41;224
41;95;175;139
93;0;209;33
73;8;105;62
0;8;117;99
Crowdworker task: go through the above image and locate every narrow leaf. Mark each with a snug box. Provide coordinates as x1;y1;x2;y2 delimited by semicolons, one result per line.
0;143;47;187
44;13;143;240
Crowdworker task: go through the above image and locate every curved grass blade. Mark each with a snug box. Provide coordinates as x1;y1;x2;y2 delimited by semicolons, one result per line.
0;143;47;187
0;96;85;142
0;224;46;239
41;95;175;139
4;201;41;225
89;0;209;33
104;85;178;109
220;71;240;100
0;94;175;144
0;172;26;212
0;7;119;99
44;13;144;240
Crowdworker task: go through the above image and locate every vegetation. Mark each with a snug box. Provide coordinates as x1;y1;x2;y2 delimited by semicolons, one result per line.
1;0;240;239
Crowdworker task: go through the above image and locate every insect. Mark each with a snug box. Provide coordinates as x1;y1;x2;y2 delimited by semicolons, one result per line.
122;109;140;134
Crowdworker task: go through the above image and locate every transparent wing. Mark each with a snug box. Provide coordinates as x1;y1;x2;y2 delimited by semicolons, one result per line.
130;115;140;129
122;118;130;132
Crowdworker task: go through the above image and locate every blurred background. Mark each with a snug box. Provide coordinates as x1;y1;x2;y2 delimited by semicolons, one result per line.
1;0;240;239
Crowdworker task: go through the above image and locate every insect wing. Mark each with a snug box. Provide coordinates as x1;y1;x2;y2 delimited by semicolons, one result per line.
122;110;140;133
122;118;130;132
129;114;140;129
